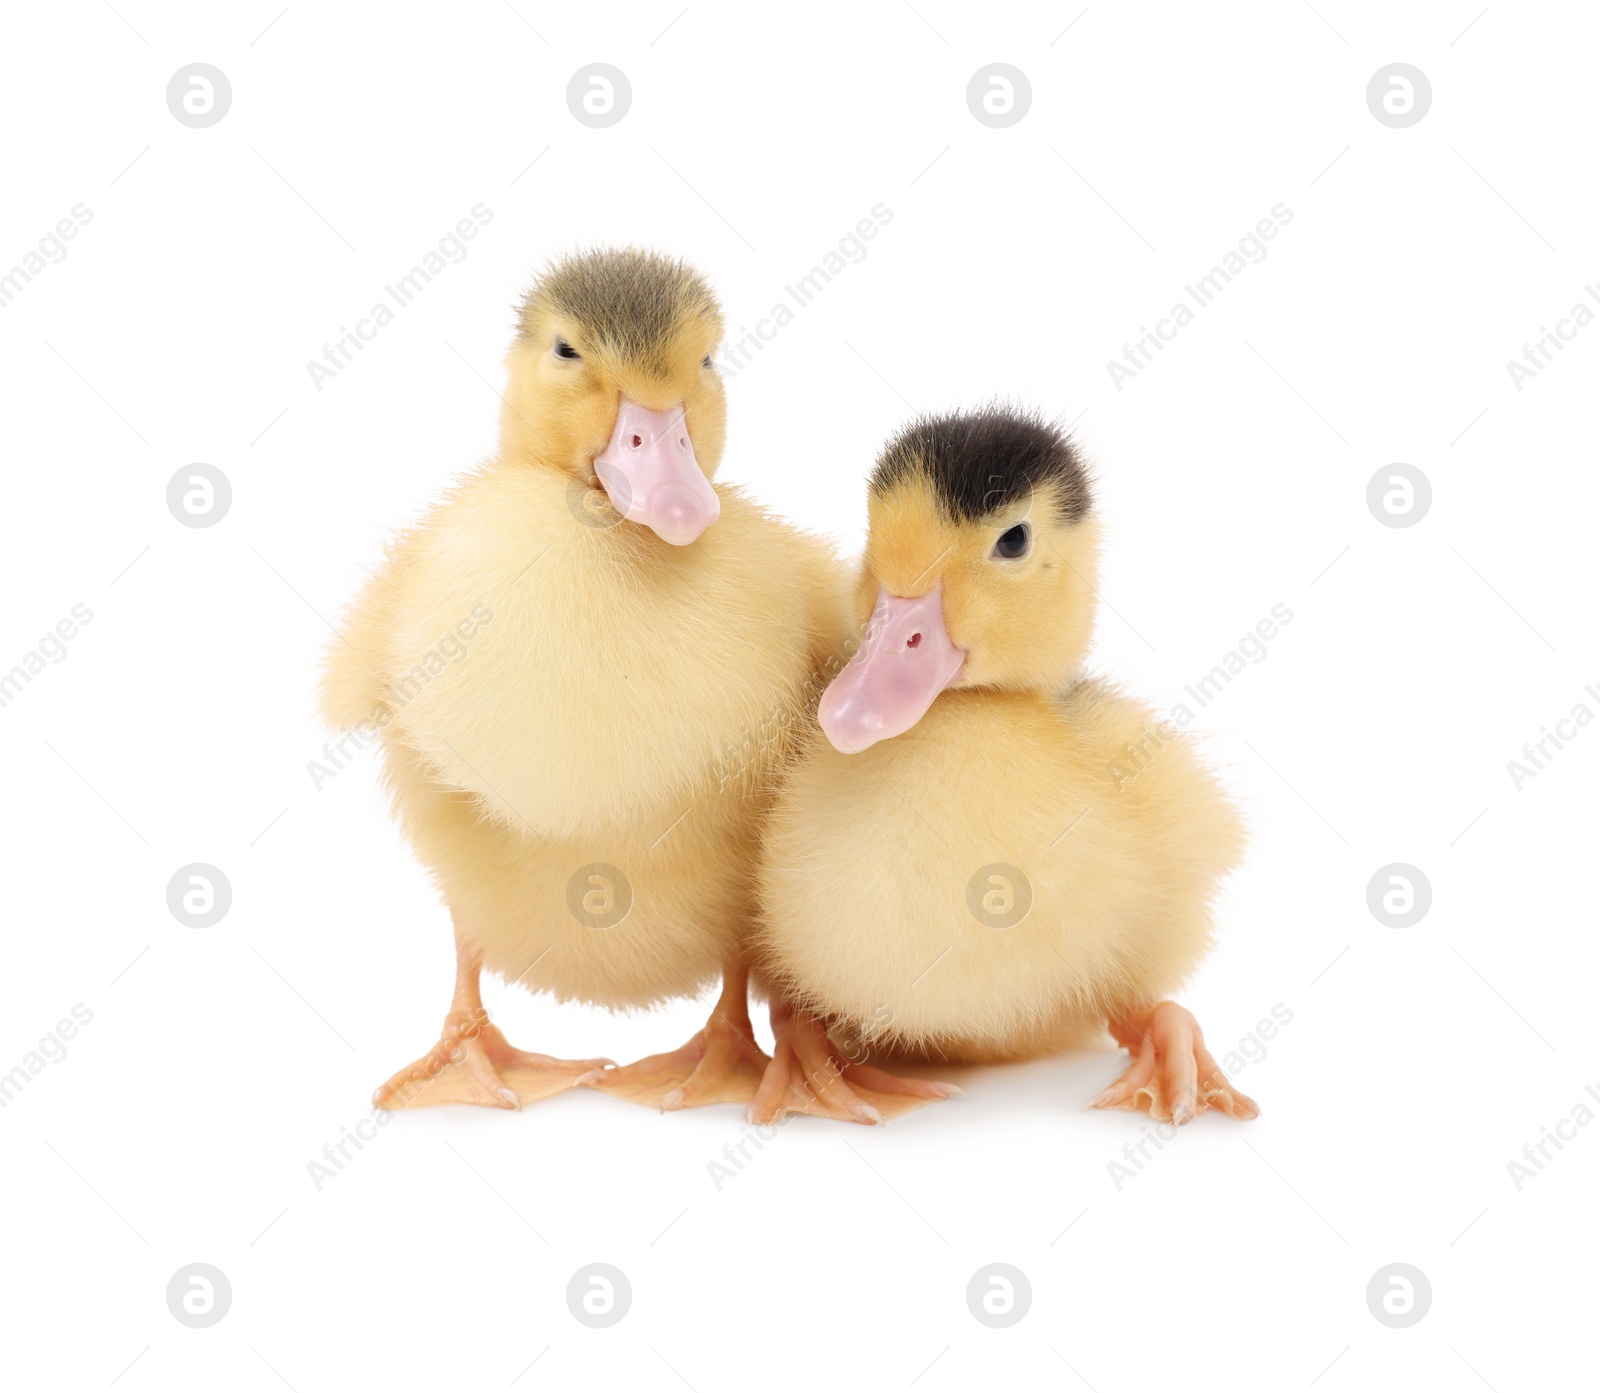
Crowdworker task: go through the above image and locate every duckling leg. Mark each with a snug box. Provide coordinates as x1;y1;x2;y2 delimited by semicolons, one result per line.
581;961;771;1111
1090;1000;1259;1124
747;999;962;1126
372;922;611;1111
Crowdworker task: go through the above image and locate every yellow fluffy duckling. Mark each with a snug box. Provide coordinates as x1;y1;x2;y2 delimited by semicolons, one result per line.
752;407;1258;1126
323;247;849;1113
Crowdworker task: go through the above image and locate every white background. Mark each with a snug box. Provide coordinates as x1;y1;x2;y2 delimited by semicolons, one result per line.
2;1;1596;1389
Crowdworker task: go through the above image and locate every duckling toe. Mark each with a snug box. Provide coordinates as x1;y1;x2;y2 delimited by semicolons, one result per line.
373;1022;599;1111
747;1006;956;1126
1096;1001;1259;1123
585;1013;770;1112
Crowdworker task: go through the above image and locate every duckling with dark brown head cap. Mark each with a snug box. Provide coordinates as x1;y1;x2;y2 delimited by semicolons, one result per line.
752;407;1258;1125
323;247;850;1113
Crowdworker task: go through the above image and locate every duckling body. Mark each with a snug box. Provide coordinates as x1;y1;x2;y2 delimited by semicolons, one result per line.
356;472;838;1004
757;682;1242;1062
325;248;848;1111
751;407;1258;1125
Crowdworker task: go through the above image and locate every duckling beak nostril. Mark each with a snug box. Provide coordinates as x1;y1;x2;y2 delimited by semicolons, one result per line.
594;396;720;546
819;585;965;753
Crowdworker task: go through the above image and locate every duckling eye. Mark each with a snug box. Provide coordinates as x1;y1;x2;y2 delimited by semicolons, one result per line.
993;523;1031;560
702;354;713;369
553;338;581;361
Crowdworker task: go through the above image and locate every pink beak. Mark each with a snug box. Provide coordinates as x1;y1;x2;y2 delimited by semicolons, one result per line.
593;396;721;546
818;584;966;753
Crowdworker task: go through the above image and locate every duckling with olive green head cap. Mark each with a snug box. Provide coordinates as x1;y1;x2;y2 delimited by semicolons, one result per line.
751;407;1258;1125
323;247;850;1115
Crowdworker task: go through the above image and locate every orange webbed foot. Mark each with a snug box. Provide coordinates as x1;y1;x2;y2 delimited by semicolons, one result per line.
1092;1000;1259;1123
373;1012;612;1111
581;1008;771;1111
747;1004;962;1126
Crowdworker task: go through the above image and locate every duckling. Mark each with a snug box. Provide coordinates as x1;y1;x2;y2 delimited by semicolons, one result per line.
751;408;1258;1126
323;247;849;1113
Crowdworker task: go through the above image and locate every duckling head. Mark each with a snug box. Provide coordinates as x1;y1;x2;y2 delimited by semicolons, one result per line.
505;247;726;545
819;407;1099;753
